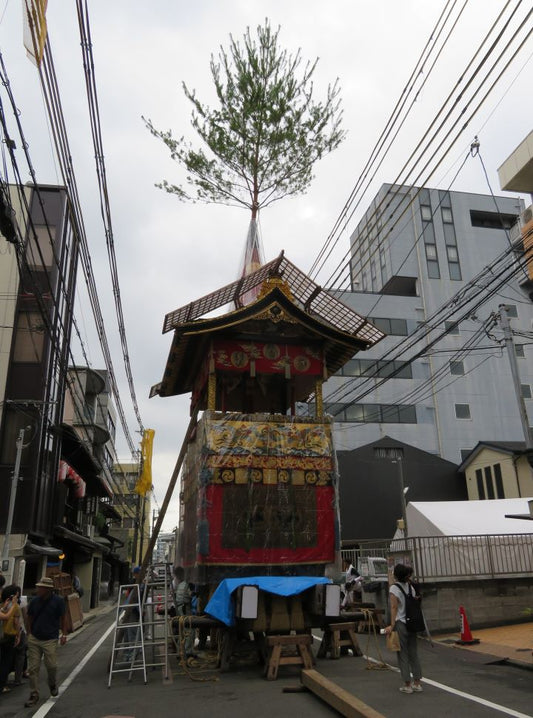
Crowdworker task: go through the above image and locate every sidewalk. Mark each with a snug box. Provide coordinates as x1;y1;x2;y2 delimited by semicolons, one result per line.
66;598;116;641
433;621;533;670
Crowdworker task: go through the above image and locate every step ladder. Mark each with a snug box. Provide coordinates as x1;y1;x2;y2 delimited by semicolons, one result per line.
138;563;177;679
108;583;147;686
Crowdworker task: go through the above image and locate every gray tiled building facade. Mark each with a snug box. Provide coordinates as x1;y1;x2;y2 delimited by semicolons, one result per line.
325;183;531;463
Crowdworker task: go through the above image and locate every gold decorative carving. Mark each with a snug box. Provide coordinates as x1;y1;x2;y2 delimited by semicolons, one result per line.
257;276;294;301
208;373;216;410
315;379;323;418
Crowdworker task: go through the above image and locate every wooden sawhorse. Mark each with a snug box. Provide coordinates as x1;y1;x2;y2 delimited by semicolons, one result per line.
317;621;362;659
264;634;314;680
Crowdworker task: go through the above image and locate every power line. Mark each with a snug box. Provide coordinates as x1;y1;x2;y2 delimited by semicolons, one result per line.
323;241;532;409
76;0;144;433
35;30;138;454
311;1;531;293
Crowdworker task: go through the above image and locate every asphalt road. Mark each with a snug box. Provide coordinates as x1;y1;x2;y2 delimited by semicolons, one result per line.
1;609;532;718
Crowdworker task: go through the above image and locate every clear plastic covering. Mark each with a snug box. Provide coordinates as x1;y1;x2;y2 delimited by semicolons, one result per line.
179;411;340;583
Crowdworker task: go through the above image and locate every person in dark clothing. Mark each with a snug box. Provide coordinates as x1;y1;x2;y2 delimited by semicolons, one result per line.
0;584;21;695
385;563;423;694
24;577;67;708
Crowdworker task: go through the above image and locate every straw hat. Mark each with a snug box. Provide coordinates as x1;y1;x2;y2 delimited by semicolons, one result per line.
36;577;54;589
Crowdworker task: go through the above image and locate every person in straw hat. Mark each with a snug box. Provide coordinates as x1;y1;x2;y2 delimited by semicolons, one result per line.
24;576;67;708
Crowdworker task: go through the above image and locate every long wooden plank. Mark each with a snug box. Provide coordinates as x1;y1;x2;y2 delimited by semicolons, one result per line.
301;669;386;718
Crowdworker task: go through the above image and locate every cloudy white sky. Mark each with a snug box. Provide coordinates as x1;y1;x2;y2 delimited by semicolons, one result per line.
0;1;531;531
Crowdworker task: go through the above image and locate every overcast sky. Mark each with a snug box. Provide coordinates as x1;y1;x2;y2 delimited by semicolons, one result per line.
0;1;531;532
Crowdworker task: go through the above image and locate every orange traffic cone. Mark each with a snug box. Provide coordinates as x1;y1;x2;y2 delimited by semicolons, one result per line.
456;605;480;645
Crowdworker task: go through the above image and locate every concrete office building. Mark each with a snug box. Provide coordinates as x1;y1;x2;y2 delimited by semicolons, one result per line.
325;183;531;463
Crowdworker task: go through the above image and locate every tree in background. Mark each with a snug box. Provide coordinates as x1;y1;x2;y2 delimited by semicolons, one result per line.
144;20;345;221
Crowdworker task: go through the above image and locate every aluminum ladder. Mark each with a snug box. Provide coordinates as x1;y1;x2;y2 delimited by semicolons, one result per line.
141;563;176;679
108;583;147;686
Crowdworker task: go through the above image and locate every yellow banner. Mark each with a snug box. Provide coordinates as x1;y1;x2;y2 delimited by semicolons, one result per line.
134;429;155;496
23;0;48;66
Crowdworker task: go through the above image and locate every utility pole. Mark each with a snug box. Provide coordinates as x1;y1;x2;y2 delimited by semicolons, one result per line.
396;454;408;538
499;304;532;449
2;427;29;573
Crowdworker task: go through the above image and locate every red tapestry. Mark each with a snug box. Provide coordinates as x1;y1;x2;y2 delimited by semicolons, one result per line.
198;484;335;565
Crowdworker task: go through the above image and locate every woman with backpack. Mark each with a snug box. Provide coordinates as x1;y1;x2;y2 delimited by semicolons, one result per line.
384;563;423;694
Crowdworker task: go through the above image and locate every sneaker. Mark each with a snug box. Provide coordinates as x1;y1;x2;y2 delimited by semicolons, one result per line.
399;686;413;694
49;685;59;697
412;684;423;692
25;693;39;707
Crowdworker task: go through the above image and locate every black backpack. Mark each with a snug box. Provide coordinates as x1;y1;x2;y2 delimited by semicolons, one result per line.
395;583;425;633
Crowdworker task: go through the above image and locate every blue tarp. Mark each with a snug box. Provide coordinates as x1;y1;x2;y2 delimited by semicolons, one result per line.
205;575;330;626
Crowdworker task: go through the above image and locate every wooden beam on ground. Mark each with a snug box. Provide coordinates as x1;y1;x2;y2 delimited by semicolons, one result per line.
301;669;385;718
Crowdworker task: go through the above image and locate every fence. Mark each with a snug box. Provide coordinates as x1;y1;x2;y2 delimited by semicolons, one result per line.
342;534;533;581
390;533;533;582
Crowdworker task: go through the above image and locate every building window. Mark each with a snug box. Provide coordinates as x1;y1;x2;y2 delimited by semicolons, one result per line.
448;262;462;280
515;344;525;358
445;320;460;335
339;358;412;379
427;260;440;279
475;468;485;499
441;207;453;223
521;384;532;399
446;246;459;262
470;210;518;230
325;402;417;424
421;196;440;279
455;403;471;419
484;466;495;499
450;360;465;375
493;463;504;498
421;204;432;221
368;317;408;335
476;465;505;500
425;244;437;260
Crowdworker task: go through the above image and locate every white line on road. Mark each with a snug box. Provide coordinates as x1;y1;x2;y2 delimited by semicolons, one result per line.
311;634;532;718
32;622;115;718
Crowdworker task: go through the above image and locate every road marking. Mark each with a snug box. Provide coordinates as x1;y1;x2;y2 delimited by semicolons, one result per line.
32;622;115;718
312;635;531;718
363;652;532;718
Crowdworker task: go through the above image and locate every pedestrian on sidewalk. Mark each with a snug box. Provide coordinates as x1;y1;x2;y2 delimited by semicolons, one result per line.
0;584;22;695
24;577;68;708
385;563;423;694
12;586;28;686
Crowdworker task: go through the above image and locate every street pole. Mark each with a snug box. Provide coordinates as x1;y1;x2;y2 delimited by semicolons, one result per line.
499;304;532;448
2;427;27;566
395;455;408;539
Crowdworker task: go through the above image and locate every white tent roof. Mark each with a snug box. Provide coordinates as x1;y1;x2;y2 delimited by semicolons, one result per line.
406;498;533;536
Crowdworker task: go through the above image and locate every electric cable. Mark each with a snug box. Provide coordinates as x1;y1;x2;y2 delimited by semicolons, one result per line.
76;0;144;433
312;1;531;294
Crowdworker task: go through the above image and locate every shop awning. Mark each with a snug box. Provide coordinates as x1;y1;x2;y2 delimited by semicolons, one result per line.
54;525;103;551
24;540;64;557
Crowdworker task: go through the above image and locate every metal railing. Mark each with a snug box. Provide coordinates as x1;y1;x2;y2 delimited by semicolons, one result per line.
390;533;533;582
342;533;533;581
